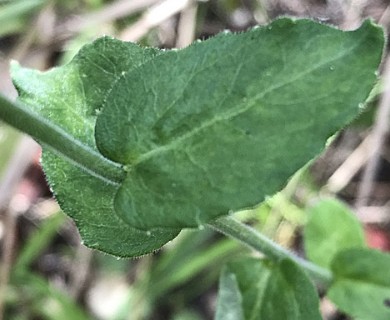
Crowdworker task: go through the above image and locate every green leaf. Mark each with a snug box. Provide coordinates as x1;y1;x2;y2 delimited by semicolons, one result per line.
215;267;244;320
0;122;20;177
8;18;384;256
11;37;180;257
0;0;44;37
215;257;322;320
328;248;390;320
95;18;384;230
304;198;366;268
13;272;89;320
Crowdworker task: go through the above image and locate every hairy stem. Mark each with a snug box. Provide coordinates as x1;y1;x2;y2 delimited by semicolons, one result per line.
0;94;332;286
208;216;333;287
0;95;124;184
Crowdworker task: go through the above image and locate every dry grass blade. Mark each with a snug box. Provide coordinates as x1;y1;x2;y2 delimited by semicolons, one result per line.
0;136;40;320
119;0;192;42
355;56;390;212
327;134;372;194
56;0;159;38
176;0;198;48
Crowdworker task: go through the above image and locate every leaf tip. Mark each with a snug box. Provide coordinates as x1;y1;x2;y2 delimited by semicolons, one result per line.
9;60;22;76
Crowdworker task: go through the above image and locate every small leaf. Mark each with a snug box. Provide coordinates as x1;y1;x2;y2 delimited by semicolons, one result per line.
215;257;322;320
304;198;366;268
215;267;244;320
95;18;384;230
12;37;179;257
328;248;390;320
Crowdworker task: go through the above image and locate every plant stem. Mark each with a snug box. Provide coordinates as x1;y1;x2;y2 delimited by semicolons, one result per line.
0;96;332;287
208;216;333;287
0;94;124;184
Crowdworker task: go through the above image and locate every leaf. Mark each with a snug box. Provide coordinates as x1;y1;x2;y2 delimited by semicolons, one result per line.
9;19;384;256
328;248;390;320
215;257;322;320
95;18;384;230
11;37;180;257
215;267;244;320
304;198;366;268
0;0;45;37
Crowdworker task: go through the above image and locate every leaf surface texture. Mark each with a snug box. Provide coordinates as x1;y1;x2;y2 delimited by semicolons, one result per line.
96;19;384;230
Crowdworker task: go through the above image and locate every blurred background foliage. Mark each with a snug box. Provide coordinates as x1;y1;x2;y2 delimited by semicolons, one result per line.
1;0;390;319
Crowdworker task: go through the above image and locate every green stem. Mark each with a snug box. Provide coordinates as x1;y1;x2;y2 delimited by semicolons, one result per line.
0;95;332;286
208;216;333;287
0;94;124;184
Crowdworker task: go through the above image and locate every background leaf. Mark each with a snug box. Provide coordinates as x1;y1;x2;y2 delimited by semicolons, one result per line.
95;18;384;230
328;248;390;320
215;257;322;320
0;0;45;37
12;37;179;257
304;198;366;268
215;267;244;320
